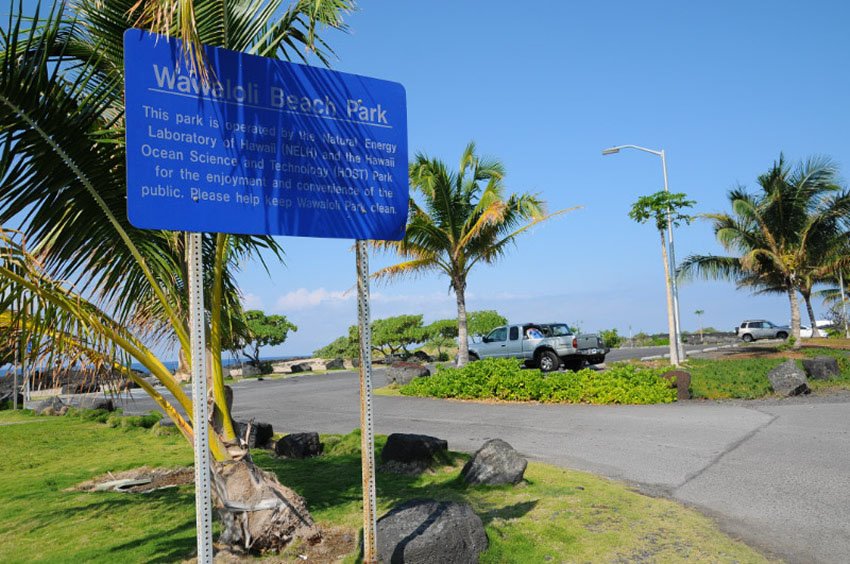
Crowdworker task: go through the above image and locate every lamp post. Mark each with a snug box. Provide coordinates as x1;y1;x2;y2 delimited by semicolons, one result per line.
603;144;685;365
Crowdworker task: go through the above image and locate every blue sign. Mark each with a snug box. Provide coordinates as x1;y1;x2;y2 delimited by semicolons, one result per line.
124;29;408;240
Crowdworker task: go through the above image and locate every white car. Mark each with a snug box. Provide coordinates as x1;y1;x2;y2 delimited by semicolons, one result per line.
799;320;834;338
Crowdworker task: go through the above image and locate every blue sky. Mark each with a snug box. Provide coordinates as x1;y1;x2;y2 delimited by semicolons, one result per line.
5;1;849;358
233;1;850;355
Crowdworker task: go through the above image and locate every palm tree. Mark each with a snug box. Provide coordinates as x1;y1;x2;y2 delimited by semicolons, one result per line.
694;309;705;343
373;142;570;366
0;0;351;551
679;155;850;349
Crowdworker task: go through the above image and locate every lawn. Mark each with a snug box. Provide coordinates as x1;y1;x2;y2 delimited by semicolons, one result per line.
0;410;769;563
687;345;850;399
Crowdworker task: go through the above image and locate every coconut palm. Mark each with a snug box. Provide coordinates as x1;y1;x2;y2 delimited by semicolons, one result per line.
0;0;351;551
373;143;570;366
678;155;850;348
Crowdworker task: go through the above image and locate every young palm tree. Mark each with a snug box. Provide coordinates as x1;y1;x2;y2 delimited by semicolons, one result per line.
679;155;850;348
373;142;570;366
0;0;351;551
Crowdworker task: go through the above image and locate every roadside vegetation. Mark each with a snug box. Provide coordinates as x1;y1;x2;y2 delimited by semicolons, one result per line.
0;410;767;563
686;345;850;399
680;155;850;348
400;358;676;404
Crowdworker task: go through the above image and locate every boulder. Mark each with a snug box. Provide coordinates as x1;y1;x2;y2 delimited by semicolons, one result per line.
275;432;323;459
323;358;345;370
801;357;841;380
461;439;527;486
386;362;430;386
228;364;260;378
289;362;313;374
381;433;449;474
767;360;810;396
412;350;433;363
660;370;692;400
90;397;115;412
376;499;488;564
33;396;65;415
344;358;360;370
234;420;275;449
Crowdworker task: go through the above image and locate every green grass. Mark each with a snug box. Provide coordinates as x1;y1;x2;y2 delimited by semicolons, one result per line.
0;411;768;562
687;357;783;399
0;410;196;563
687;346;850;399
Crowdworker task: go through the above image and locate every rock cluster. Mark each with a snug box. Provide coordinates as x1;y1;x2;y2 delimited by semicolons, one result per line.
380;433;448;474
376;499;488;564
767;360;810;396
801;356;840;380
275;432;323;459
461;439;527;485
386;362;430;386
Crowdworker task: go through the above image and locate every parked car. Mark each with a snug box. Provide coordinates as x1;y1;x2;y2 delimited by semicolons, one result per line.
800;320;834;338
735;320;790;342
467;322;608;372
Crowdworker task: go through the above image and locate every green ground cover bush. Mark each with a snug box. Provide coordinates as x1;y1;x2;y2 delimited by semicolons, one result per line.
400;358;676;404
686;358;781;399
687;347;850;399
0;411;766;563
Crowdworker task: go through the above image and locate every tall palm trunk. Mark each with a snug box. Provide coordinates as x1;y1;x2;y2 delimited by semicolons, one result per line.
787;282;802;348
454;277;469;366
659;231;679;365
801;289;821;338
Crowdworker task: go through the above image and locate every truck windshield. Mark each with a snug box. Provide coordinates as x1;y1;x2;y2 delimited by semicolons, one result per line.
542;324;572;337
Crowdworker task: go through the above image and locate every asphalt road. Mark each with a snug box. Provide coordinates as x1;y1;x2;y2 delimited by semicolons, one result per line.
115;348;849;564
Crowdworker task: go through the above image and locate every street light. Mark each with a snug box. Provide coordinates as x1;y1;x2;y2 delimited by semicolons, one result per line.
603;144;685;365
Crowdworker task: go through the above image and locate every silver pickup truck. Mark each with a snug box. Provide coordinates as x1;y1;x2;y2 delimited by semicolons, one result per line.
468;322;608;372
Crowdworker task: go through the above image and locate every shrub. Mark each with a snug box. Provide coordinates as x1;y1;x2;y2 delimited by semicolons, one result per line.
400;358;675;404
598;329;622;349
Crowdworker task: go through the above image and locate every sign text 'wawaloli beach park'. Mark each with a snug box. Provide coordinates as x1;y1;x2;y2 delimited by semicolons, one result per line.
124;29;408;240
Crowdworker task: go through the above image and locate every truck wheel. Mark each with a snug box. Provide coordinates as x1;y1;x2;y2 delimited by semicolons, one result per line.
742;334;754;343
776;331;788;340
537;351;560;373
468;352;479;362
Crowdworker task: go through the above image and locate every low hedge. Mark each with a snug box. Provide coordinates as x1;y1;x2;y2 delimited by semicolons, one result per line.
400;358;676;404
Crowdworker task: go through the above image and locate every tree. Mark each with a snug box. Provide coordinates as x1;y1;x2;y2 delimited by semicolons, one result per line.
373;143;569;366
629;191;695;364
467;310;508;341
694;309;705;343
240;311;297;367
424;318;458;360
314;333;358;359
679;156;850;349
0;0;352;551
371;315;426;358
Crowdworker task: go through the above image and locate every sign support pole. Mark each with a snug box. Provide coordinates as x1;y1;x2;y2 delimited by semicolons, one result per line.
355;240;378;563
13;313;18;410
188;232;214;563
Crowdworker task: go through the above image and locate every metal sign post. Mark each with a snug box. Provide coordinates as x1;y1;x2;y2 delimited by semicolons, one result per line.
124;31;408;562
355;241;378;563
187;232;214;563
12;333;18;410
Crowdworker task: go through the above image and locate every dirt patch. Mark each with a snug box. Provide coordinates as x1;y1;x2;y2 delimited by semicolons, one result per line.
188;526;357;563
73;466;193;493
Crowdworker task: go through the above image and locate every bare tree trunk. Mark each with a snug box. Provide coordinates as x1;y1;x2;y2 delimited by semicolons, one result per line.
212;459;321;554
802;290;821;338
455;278;469;366
788;285;802;349
659;232;680;365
